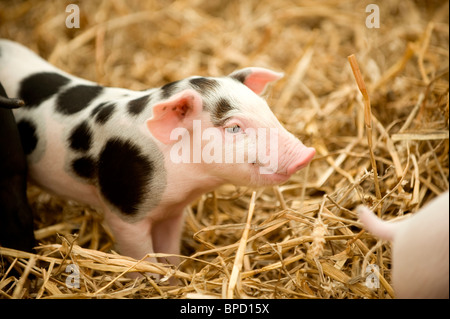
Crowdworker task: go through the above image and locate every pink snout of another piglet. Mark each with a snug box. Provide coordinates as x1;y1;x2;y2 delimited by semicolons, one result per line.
357;190;449;299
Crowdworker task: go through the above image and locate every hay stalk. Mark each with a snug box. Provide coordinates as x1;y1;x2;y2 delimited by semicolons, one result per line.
227;191;256;299
348;54;382;213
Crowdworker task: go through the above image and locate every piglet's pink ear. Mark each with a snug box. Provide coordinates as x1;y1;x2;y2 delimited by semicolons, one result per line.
229;67;284;95
146;89;203;144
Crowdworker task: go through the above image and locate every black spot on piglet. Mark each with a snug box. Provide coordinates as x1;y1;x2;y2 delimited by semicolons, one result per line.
16;119;38;155
68;121;92;152
190;77;219;94
127;95;150;115
57;85;103;115
212;97;234;126
98;139;153;216
161;80;180;99
91;102;107;117
72;156;96;180
19;72;70;108
92;102;116;124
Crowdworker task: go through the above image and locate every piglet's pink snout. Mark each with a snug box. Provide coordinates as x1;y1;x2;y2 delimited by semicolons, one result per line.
285;146;315;175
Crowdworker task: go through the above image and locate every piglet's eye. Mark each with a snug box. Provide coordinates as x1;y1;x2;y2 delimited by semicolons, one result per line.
225;124;242;133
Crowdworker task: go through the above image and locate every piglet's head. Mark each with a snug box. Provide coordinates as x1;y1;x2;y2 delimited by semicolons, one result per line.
224;67;315;185
146;67;315;187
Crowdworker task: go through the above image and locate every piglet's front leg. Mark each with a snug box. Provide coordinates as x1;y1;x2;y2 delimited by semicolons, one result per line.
102;207;157;273
102;204;185;279
152;211;186;266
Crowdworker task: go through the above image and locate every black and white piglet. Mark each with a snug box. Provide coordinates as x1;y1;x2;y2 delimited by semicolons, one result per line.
0;39;315;272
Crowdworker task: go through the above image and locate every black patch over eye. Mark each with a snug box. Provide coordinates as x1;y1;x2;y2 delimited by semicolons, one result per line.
16;119;38;155
212;97;234;126
57;85;103;115
19;72;70;108
68;121;92;152
98;138;154;216
127;95;150;115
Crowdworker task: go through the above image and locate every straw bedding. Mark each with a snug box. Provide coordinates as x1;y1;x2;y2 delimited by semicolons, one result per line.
0;0;448;299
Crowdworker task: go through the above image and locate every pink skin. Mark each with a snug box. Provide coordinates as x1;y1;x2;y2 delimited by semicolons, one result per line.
358;190;449;299
108;69;315;276
217;115;315;184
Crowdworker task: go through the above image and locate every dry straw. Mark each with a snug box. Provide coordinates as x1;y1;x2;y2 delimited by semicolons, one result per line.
0;1;448;299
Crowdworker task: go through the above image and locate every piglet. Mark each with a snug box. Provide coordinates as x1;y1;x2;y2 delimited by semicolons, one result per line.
0;39;315;275
358;190;449;299
0;81;36;252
